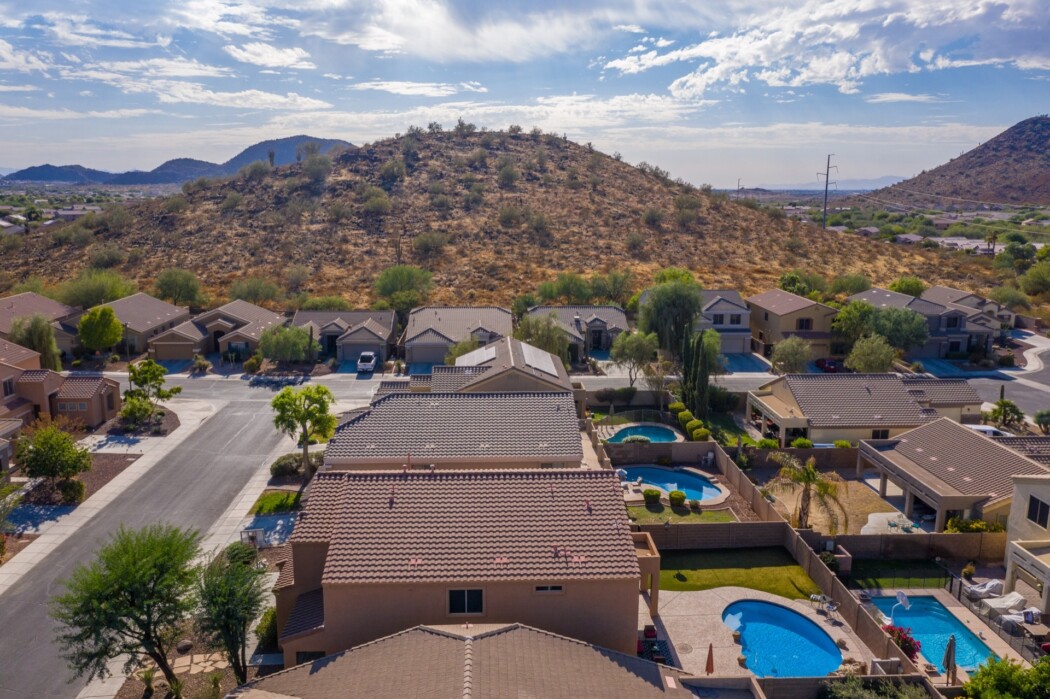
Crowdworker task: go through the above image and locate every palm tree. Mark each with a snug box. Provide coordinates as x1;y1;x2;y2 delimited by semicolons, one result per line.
768;452;849;533
985;230;998;253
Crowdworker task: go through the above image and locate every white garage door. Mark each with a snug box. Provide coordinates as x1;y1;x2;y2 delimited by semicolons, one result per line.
340;342;383;363
407;343;450;364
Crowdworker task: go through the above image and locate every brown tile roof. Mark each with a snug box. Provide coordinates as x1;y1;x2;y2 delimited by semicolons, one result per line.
901;377;982;406
403;306;512;345
866;418;1049;503
454;337;572;392
280;589;325;641
921;285;978;307
776;374;936;428
292;469;637;585
428;365;482;391
291;310;395;340
154;300;286;345
700;289;749;313
746;289;835;316
324;392;582;464
0;292;77;335
0;340;39;366
98;293;188;334
849;288;949;316
995;437;1050;467
373;379;412;396
238;623;693;699
56;376;108;400
15;369;52;383
526;305;628;342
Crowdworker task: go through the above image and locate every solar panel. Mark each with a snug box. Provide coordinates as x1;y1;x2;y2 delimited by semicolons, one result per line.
457;345;496;366
521;343;557;376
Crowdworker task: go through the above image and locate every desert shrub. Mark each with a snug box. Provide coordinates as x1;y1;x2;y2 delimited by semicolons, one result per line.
299;295;351;311
270;453;302;478
1;234;22;254
242;352;263;374
757;438;779;449
684;419;704;436
414;232;448;260
497;163;519;190
622;435;651;444
692;427;711;441
229;276;280;304
255;608;278;650
58;478;86;504
642;489;661;505
626;231;646;254
833;440;852;448
379;158;406;189
790;437;814;448
224;542;257;567
688;499;701;511
498;206;523;227
527;212;551;240
945;517;1004;533
819;551;839;573
327;201;351;223
361;189;392;217
675;207;698;227
668;490;686;507
191;354;211;374
120;395;153;428
220;192;243;214
642;207;664;228
163;195;188;214
677;410;695;430
240;160;270;183
998;354;1016;367
667;402;686;414
92;242;129;268
463;184;484;210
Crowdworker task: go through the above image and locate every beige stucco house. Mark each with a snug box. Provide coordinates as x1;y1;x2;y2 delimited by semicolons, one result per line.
94;293;191;354
291;310;397;363
149;300;285;360
401;306;513;366
746;289;839;359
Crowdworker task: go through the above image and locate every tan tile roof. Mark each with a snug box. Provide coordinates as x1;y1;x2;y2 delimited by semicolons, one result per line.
849;288;949;316
98;293;188;334
403;306;512;345
901;377;982;406
995;437;1050;467
291;470;638;585
526;305;628;342
291;310;395;341
238;623;693;699
774;374;939;428
281;589;325;641
746;289;835;316
324;392;582;464
454;337;572;392
56;376;108;400
373;380;411;396
0;292;77;335
0;340;39;366
15;369;52;383
921;285;977;307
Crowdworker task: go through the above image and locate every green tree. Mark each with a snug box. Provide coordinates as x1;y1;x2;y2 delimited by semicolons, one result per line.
989;399;1025;430
639;281;703;355
770;336;810;374
51;525;201;686
374;265;433;321
887;275;925;297
962;656;1050;699
125;359;182;423
258;326;318;363
77;306;123;353
154;268;201;306
1035;410;1050;435
9;313;62;370
987;286;1031;311
653;267;695;285
553;273;592;304
832;300;876;346
195;553;268;684
511;293;538;321
681;329;722;421
828;274;871;296
514;313;571;365
445;337;480;364
229;276;280;304
845;335;896;373
610;331;658;387
59;269;136;308
271;385;337;477
872;307;930;353
768;452;848;532
299;295;351;311
15;424;92;487
1021;261;1050;296
590;270;634;306
778;270;827;298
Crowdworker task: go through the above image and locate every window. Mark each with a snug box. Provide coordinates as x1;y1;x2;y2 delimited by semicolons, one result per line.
79;403;87;411
763;311;769;321
712;314;725;325
948;341;961;353
296;651;326;664
535;585;563;593
2;378;13;397
729;314;742;326
58;402;67;411
945;316;960;329
1028;496;1050;528
796;318;813;331
449;589;483;615
871;429;889;440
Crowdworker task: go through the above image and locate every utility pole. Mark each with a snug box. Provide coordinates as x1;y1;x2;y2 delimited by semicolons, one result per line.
736;178;743;199
818;154;837;229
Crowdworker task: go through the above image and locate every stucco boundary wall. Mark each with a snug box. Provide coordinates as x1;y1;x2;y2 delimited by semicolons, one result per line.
579;419;613;469
758;676;943;699
603;440;719;467
834;533;1006;563
744;446;859;471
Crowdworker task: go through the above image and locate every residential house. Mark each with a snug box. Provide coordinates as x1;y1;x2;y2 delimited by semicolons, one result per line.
323;392;583;470
855;226;881;237
857;418;1049;531
526;305;627;362
746;374;982;446
0;292;80;355
0;220;24;235
148;300;286;360
272;469;653;666
848;288;994;358
0;339;43;371
401;306;512;366
0;418;19;475
745;289;839;359
1;353;121;429
894;234;924;244
697;290;751;355
235;622;693;699
97;293;191;354
1004;474;1050;614
291;310;396;363
922;285;1015;335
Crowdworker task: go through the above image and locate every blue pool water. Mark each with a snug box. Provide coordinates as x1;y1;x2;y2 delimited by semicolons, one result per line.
872;596;995;672
608;425;679;443
622;465;721;502
722;600;843;677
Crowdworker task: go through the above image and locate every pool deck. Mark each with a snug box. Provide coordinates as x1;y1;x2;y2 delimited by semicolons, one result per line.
652;586;873;679
597;421;685;443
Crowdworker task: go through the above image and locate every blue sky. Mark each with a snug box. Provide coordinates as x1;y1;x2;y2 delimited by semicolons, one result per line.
0;0;1047;186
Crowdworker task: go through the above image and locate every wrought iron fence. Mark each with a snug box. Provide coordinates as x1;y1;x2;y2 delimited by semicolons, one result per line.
944;575;1046;665
593;409;677;428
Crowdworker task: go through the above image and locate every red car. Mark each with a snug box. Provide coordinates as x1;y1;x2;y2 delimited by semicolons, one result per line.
815;358;843;373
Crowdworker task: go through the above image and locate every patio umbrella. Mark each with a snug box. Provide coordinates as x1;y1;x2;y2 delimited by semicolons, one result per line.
942;634;957;686
705;643;714;676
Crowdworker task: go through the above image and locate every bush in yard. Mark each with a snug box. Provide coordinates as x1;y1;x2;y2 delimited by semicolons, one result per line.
642;489;661;505
692;427;711;441
790;437;814;448
224;542;257;567
677;410;695;430
269;453;302;478
191;354;211;374
255;608;278;650
621;435;651;444
819;550;839;573
242;352;262;374
961;562;976;580
668;490;686;507
120;395;153;429
16;424;92;487
684;419;704;436
945;517;1004;533
833;440;852;448
882;625;921;661
58;478;86;504
757;438;779;449
667;402;686;415
707;385;738;412
688;499;701;511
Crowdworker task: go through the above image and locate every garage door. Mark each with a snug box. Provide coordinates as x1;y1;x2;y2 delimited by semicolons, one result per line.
407;343;450;364
720;334;750;355
151;342;198;361
339;342;383;363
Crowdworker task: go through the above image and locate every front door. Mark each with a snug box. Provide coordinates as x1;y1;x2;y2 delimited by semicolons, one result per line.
590;329;603;349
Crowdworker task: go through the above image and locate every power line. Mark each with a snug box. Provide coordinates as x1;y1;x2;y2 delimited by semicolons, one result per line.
817;154;837;229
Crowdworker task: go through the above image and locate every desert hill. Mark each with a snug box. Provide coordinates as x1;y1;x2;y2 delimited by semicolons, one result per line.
858;116;1050;209
4;128;1000;306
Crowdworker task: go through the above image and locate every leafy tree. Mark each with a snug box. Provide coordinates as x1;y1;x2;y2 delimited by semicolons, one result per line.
828;274;871;296
653;267;695;285
271;385;337;477
872;307;930;353
778;270;827;298
962;656;1050;699
1021;261;1050;296
987;286;1031;311
553;273;592;304
511;293;538;320
770;336;810;374
845;335;896;373
989;399;1025;430
768;452;848;532
996;242;1037;272
59;269;136;308
229;276;280;304
259;326;318;363
195;554;268;684
639;281;703;355
374;265;433;321
77;306;123;353
299;295;351;311
154;268;201;306
513;313;570;365
1035;409;1050;435
610;332;658;387
590;270;634;306
15;424;92;487
51;525;201;686
445;337;480;364
125;359;182;423
832;300;876;346
9;313;62;370
887;275;925;297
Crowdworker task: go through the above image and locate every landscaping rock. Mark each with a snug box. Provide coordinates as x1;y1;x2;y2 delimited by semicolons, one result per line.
177;639;193;654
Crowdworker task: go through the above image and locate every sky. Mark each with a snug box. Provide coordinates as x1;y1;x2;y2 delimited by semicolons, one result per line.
0;0;1047;187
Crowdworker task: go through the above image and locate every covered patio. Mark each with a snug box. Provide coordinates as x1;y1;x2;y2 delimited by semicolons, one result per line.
1005;540;1050;615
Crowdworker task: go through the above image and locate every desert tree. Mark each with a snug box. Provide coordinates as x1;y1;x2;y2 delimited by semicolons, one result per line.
125;359;182;423
610;331;658;387
77;306;123;354
195;552;268;684
271;385;337;478
768;452;848;533
9;313;62;370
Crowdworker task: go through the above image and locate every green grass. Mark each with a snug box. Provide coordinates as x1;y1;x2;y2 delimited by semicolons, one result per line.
847;559;949;590
659;547;821;599
708;413;758;448
627;504;736;524
249;490;301;515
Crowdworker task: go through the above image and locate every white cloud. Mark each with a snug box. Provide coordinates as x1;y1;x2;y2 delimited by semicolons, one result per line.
223;42;316;69
0;84;39;92
0;39;50;73
164;0;293;38
865;92;942;103
614;24;645;33
349;79;487;97
149;81;332;110
95;57;231;78
0;104;159;120
41;15;170;49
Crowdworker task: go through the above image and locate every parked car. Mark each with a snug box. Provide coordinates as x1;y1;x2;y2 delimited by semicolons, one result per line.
815;358;843;373
967;425;1014;438
356;351;378;373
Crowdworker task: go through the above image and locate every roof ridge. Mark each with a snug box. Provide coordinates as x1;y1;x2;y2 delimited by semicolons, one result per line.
462;637;473;699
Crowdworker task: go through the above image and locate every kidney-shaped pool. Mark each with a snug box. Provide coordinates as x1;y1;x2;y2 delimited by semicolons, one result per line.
723;600;843;677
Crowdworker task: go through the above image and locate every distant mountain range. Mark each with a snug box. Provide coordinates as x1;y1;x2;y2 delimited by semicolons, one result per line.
757;175;905;191
2;135;354;185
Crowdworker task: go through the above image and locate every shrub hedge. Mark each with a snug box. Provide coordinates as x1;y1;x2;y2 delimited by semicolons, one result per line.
668;490;686;507
642;489;661;505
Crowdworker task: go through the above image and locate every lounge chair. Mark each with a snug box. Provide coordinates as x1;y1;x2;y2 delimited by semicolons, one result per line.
965;579;1004;600
983;591;1027;613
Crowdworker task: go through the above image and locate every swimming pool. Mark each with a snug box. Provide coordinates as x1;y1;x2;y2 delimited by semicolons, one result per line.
622;465;721;502
608;424;680;443
722;600;843;677
872;595;995;672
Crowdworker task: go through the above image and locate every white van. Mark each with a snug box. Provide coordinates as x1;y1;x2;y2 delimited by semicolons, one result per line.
967;425;1014;438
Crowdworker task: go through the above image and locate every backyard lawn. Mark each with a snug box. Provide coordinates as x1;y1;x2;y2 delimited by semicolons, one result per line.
660;546;822;599
848;559;950;590
709;413;757;448
627;504;736;524
250;490;301;515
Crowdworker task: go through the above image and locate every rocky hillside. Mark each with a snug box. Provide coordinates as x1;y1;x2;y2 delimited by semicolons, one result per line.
4;128;1001;306
860;116;1050;209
